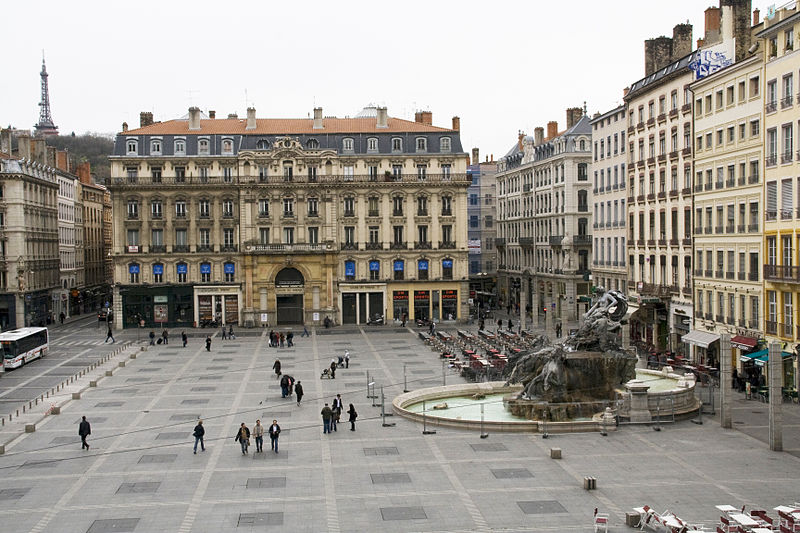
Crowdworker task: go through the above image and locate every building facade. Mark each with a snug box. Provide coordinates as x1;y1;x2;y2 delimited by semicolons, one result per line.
590;104;629;295
690;53;763;367
108;106;470;328
467;148;498;303
55;170;77;319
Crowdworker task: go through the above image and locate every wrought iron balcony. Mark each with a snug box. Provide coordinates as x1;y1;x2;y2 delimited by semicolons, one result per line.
495;238;506;248
438;241;456;249
390;242;407;250
520;237;535;248
197;245;213;252
549;235;564;246
414;241;432;250
173;245;189;253
246;243;328;254
221;245;238;252
341;242;358;250
573;235;592;246
764;264;800;283
766;320;778;335
365;241;383;250
149;245;166;253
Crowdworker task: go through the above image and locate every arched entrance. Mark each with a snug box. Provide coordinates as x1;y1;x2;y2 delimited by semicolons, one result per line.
275;268;304;324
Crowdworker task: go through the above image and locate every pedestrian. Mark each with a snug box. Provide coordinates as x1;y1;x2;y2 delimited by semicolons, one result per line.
269;330;276;347
332;394;343;432
287;376;294;396
78;415;91;450
193;420;205;454
732;367;739;390
205;336;212;352
508;318;513;331
347;403;357;431
329;359;336;379
149;331;156;345
344;350;350;369
401;312;407;327
295;380;304;406
496;319;502;331
555;323;562;338
321;403;333;434
280;374;290;398
429;321;434;334
268;419;281;453
273;359;281;378
221;326;227;340
182;331;188;347
228;325;235;339
301;325;310;337
479;318;485;331
59;311;65;325
279;332;285;347
162;329;169;345
253;419;264;453
104;325;115;343
235;422;250;455
286;331;293;347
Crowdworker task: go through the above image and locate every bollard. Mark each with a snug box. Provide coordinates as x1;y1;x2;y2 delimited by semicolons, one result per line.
90;380;97;387
72;393;81;400
403;364;409;393
480;403;489;439
22;405;26;413
119;361;126;367
25;423;35;433
550;448;562;459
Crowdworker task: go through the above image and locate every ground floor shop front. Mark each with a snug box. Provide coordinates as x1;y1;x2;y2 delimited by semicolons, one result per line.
114;285;242;329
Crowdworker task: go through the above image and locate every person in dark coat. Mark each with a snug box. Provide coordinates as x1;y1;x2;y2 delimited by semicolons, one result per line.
193;420;205;453
228;325;235;339
496;319;502;331
331;394;342;431
329;359;336;379
105;325;115;343
347;403;357;431
507;318;513;330
321;404;333;434
149;331;156;345
268;419;281;453
205;336;212;352
221;326;227;340
280;374;290;398
59;311;66;324
294;381;304;406
182;331;188;347
162;329;169;345
273;359;281;377
286;331;293;347
78;416;91;450
235;422;250;455
279;332;285;347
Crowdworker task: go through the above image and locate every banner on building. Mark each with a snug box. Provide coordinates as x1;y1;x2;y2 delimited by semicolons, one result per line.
468;239;481;254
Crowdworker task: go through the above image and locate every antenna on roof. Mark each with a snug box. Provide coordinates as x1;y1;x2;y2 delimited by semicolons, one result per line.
187;89;198;107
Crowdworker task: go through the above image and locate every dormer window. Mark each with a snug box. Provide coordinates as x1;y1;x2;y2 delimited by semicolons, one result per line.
439;137;451;152
174;139;186;155
256;139;270;150
416;137;427;152
126;139;138;155
392;138;402;152
221;138;233;155
198;138;210;155
343;138;354;152
367;137;378;153
150;139;162;155
306;138;319;149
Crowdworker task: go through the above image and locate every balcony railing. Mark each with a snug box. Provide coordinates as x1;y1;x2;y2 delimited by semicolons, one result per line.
573;235;592;246
246;243;328;254
764;264;800;283
173;245;189;253
782;209;794;220
197;245;213;252
783;323;795;337
640;282;673;298
748;223;759;232
782;94;794;108
766;154;777;167
766;211;777;221
495;238;506;247
766;321;778;335
520;237;535;248
414;241;432;249
549;235;564;246
390;242;407;250
221;245;238;252
766;101;777;113
782;151;794;164
748;174;759;184
367;210;379;217
341;242;358;250
365;241;383;250
149;245;166;253
748;272;759;281
438;241;456;249
107;172;469;187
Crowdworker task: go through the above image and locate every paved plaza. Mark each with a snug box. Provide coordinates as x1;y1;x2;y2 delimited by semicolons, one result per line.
1;325;799;532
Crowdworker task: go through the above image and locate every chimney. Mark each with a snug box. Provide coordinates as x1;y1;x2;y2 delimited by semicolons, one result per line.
56;150;70;172
644;39;656;76
76;161;92;184
31;138;47;164
313;107;324;129
188;107;201;130
672;23;693;60
122;122;128;132
452;116;460;131
227;113;238;119
721;0;752;61
17;134;31;159
566;107;583;129
376;107;388;128
472;147;479;166
246;107;256;130
546;121;558;139
415;111;432;125
534;127;544;145
704;7;722;46
753;7;760;25
623;86;630;98
517;131;525;151
139;112;154;128
47;146;57;167
0;128;12;154
208;110;216;119
490;154;494;162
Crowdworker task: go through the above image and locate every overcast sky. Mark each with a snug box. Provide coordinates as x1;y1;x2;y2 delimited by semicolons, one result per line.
3;0;770;159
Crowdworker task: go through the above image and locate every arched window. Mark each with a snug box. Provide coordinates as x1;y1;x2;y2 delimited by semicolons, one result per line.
174;138;186;155
200;262;212;283
224;262;235;282
222;138;233;154
256;139;270;150
440;137;451;152
442;258;453;280
367;137;378;152
150;139;162;154
198;138;210;155
344;260;356;281
417;259;429;280
128;263;140;283
393;259;404;281
391;137;402;152
153;263;164;283
126;139;138;155
306;138;319;149
579;139;586;151
369;260;380;280
342;138;354;152
415;137;427;152
176;262;188;283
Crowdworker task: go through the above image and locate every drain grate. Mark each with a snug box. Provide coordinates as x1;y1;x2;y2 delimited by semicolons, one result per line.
137;368;161;372
492;468;533;479
0;488;30;499
95;401;124;408
182;399;209;405
86;518;140;533
113;389;139;394
237;512;283;526
470;443;508;452
517;500;567;514
156;432;189;440
364;446;399;456
370;473;411;484
190;386;216;392
380;507;427;520
138;454;176;464
169;414;200;421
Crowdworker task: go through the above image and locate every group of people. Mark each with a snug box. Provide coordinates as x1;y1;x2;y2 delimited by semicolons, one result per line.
273;359;304;405
148;329;171;345
232;419;282;454
268;330;294;348
321;393;357;433
220;325;236;340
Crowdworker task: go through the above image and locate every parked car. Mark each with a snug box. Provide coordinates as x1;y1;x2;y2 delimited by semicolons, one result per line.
98;308;110;321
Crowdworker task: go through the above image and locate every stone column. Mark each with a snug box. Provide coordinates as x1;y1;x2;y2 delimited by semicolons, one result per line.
622;322;631;351
544;291;554;337
531;288;539;330
113;285;122;331
719;333;732;429
768;341;783;451
519;278;527;332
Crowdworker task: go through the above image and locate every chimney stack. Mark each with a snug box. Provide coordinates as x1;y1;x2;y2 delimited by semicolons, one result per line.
414;111;432;125
452;116;460;131
566;107;583;129
227;113;238;119
376;107;388;128
56;150;70;172
517;131;525;151
472;147;479;166
17;133;31;159
313;107;323;129
122;122;128;132
139;112;154;128
623;86;630;97
47;146;57;167
534;127;544;145
0;128;12;155
31;138;47;164
246;107;256;130
753;7;760;25
704;7;722;46
188;107;201;130
546;121;558;140
76;161;92;184
672;23;693;59
208;110;216;119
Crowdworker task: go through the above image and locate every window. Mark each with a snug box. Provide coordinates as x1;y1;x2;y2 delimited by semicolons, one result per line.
127;199;139;218
200;262;211;283
223;228;234;248
199;199;210;218
151;139;161;154
224;262;235;283
126;139;138;155
787;29;794;51
126;166;138;181
418;225;428;245
153;263;163;283
151;200;162;218
441;195;452;215
308;165;318;182
259;228;270;245
222;200;234;217
393;226;404;244
256;139;270;150
367;196;379;217
308;227;318;244
151;166;162;182
392;138;402;152
418;259;429;280
174;139;185;155
751;119;760;136
283;227;294;244
369;226;379;244
342;138;354;152
442;258;453;280
417;196;428;216
307;197;318;216
306;138;319;149
128;263;140;283
344;260;356;281
344;226;355;245
392;164;402;179
343;165;354;181
259;198;269;217
417;165;427;181
283;163;293;182
440;137;451;152
222;139;233;155
175;200;186;218
199;228;210;247
442;225;452;244
416;137;427;152
768;80;777;107
394;259;404;280
392;196;403;216
369;260;380;281
151;229;163;247
175;229;187;247
283;198;294;216
198;166;209;181
198;139;209;155
176;262;187;283
127;228;139;246
367;137;378;152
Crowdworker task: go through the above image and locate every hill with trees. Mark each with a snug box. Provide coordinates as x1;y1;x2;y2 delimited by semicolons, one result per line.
46;133;114;182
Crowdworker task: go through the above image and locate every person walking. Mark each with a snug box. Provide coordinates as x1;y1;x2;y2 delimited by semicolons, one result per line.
162;329;169;345
321;403;333;434
286;331;293;347
205;336;212;352
268;419;281;453
221;326;227;340
59;311;66;324
193;420;205;453
149;331;156;345
78;416;91;450
273;359;281;378
344;350;350;369
507;318;513;331
228;325;235;340
279;332;285;348
280;374;290;398
496;319;502;331
269;330;276;347
295;381;304;406
182;331;188;347
104;325;115;344
235;422;250;455
332;394;343;432
301;325;309;337
329;359;336;379
555;322;562;338
253;420;264;453
347;403;358;431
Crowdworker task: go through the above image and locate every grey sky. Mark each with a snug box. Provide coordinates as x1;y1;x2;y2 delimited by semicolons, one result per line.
3;0;769;159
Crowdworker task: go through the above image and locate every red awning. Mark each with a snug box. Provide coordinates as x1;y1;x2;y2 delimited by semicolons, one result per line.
731;335;758;351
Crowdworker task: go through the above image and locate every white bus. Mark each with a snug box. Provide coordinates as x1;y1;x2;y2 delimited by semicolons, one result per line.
1;327;49;369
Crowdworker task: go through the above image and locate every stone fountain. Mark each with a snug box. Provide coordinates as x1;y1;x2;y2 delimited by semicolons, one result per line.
503;288;637;421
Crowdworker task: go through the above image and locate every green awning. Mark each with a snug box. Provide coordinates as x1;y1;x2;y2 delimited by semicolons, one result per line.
740;349;792;366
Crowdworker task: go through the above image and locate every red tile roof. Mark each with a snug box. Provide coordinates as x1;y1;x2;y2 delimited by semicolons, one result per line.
121;116;454;136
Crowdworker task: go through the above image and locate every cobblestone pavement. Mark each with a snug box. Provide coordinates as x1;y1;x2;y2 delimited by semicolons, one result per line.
1;325;799;532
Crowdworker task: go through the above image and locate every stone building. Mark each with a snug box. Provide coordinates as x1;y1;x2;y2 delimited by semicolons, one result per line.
467;148;498;302
108;106;469;328
590;104;629;296
54;169;78;319
78;162;111;312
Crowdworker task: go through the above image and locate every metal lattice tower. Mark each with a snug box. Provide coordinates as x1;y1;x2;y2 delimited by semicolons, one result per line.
34;54;58;136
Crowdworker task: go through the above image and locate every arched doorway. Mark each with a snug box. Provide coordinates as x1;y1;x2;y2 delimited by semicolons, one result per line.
275;268;304;324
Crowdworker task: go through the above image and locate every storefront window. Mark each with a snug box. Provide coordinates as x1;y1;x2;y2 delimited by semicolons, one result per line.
394;260;404;281
442;259;453;280
344;260;355;281
442;289;458;320
393;290;408;320
414;290;430;321
418;259;428;280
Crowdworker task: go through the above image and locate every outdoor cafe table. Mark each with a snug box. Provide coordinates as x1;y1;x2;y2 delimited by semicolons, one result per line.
752;529;774;533
729;513;759;528
715;504;738;515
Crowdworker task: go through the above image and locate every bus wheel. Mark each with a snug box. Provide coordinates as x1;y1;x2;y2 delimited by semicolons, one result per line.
21;358;26;366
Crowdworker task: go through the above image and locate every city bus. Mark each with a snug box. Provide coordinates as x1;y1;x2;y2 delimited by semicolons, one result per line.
0;327;49;369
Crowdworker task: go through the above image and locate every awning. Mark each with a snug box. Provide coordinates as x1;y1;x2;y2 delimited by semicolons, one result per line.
622;303;640;323
681;330;720;349
740;349;792;366
731;335;758;351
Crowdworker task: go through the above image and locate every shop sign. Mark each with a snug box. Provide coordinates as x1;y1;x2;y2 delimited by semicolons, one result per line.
177;263;188;274
313;312;320;321
127;245;139;253
154;295;168;303
369;261;380;271
344;261;355;277
224;262;235;274
441;289;458;300
418;260;428;271
154;304;168;323
393;260;404;272
414;290;430;302
200;263;212;274
129;264;140;274
261;313;268;322
153;264;164;276
393;290;408;301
